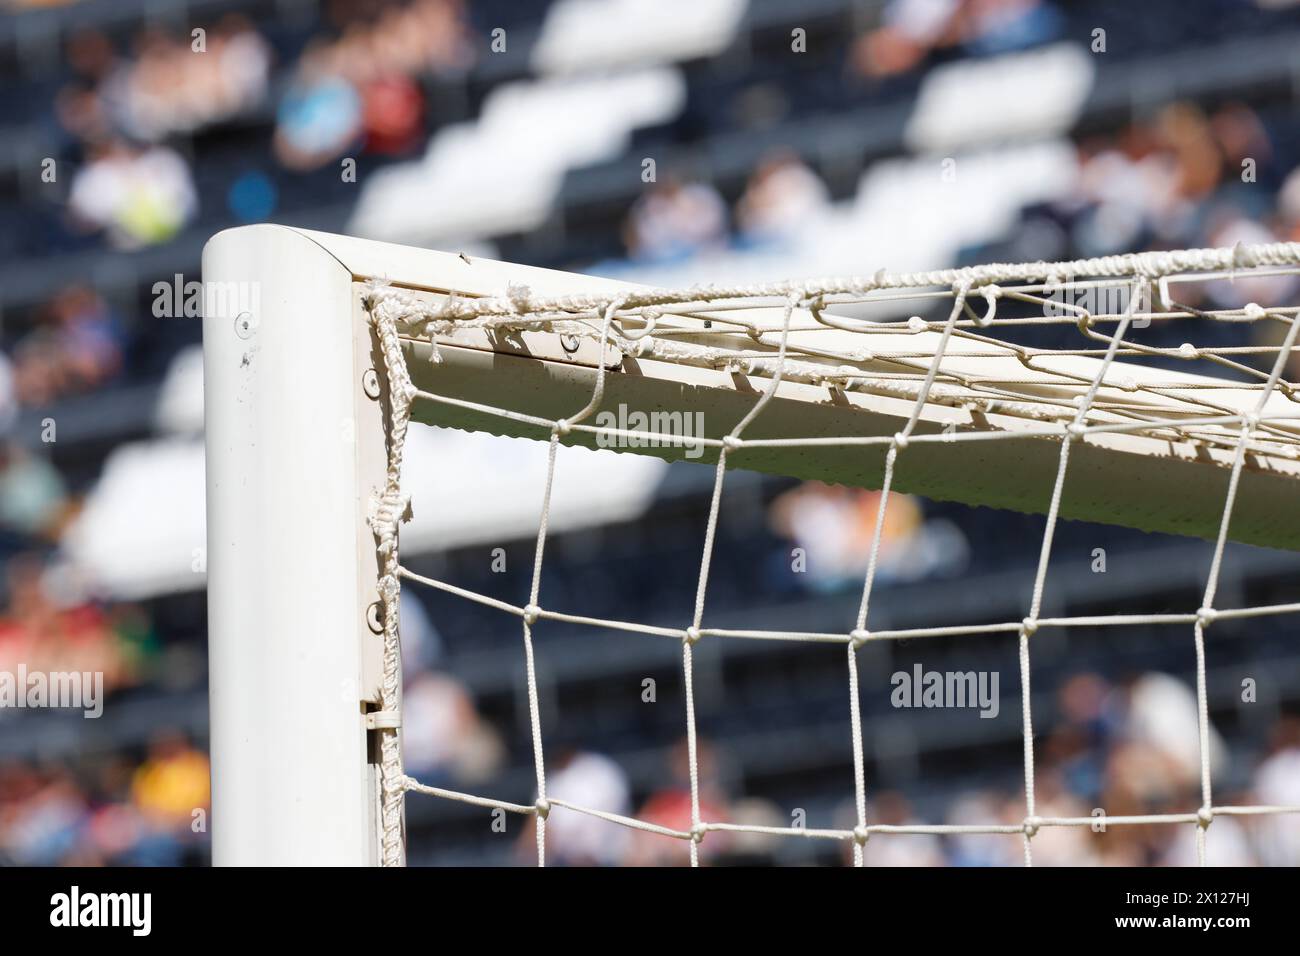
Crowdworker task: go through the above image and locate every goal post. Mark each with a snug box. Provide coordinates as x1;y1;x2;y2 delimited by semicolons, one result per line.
203;225;389;865
203;224;1300;866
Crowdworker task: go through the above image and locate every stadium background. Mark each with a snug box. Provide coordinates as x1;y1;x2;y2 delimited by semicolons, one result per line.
2;0;1300;866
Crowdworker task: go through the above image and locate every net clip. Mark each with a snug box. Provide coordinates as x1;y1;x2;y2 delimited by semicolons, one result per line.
365;710;402;730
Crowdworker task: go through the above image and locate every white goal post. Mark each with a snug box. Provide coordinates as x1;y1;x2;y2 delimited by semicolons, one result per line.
203;224;1300;866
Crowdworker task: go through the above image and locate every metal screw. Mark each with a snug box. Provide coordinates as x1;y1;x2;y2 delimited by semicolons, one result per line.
362;369;381;399
366;602;384;634
234;312;256;339
560;333;580;354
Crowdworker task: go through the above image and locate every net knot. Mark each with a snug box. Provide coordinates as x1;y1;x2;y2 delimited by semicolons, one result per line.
892;432;910;450
1021;617;1039;637
371;489;412;530
1197;806;1213;828
852;825;869;845
1023;815;1042;838
523;604;541;626
554;419;572;437
684;626;702;645
722;435;743;452
1231;241;1260;270
689;823;707;845
1196;606;1217;628
506;282;533;313
534;797;551;820
849;628;870;650
974;285;1000;327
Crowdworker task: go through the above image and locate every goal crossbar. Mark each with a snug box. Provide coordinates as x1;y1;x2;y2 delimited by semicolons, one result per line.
390;239;1300;549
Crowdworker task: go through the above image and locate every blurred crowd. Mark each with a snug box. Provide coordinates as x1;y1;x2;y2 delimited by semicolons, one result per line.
6;655;1299;865
13;0;1300;403
0;0;477;866
851;0;1066;80
624;101;1300;286
49;1;472;252
3;0;1300;867
523;674;1300;867
0;731;209;866
274;0;472;170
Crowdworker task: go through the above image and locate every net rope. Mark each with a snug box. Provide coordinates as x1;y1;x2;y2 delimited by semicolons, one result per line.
364;241;1300;866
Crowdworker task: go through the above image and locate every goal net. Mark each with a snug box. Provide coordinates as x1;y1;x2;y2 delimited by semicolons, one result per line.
203;226;1300;866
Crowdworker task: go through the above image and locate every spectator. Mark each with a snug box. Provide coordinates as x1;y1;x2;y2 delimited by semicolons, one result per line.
130;732;209;831
0;442;68;541
851;0;962;79
67;140;198;249
104;18;271;143
851;0;1061;79
273;43;364;171
1252;717;1300;865
65;28;117;85
1025;770;1100;866
360;73;426;157
0;554;144;697
735;151;830;246
1044;672;1118;806
767;483;967;593
623;177;728;263
1212;102;1278;190
84;757;148;864
0;766;87;865
860;791;946;866
517;750;632;866
126;732;209;865
946;791;1019;866
1160;812;1255;866
401;671;504;784
956;0;1064;57
55;29;118;147
208;16;274;123
625;738;732;865
11;286;124;405
1124;673;1226;789
328;0;474;82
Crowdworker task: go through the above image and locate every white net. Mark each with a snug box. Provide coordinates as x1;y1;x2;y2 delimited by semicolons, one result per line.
365;242;1300;867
